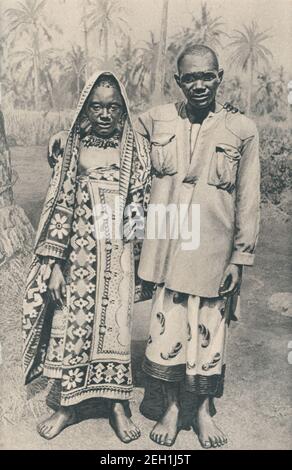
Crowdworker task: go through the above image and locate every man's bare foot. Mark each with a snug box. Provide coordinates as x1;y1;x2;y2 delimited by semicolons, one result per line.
193;398;227;449
109;402;141;444
37;406;76;440
150;402;181;446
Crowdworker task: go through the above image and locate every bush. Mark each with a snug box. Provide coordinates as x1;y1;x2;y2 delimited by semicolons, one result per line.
3;109;74;146
259;123;292;210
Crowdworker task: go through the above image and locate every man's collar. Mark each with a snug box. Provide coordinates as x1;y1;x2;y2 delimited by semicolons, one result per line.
177;101;223;122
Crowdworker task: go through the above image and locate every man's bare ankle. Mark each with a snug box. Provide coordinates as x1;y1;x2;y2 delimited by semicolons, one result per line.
170;402;180;414
111;401;127;415
197;397;212;416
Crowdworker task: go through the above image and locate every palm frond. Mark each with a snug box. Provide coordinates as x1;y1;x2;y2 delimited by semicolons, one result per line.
228;21;273;74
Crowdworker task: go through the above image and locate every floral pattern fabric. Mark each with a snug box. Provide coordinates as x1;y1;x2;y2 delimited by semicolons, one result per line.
42;165;134;404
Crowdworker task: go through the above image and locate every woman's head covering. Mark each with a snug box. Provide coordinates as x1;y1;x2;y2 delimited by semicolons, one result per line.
70;70;132;134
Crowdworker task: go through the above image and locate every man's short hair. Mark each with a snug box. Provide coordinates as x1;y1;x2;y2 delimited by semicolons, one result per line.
177;44;219;71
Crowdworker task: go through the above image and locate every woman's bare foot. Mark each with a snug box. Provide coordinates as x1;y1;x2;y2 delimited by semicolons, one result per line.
150;402;181;446
193;397;227;449
109;401;141;444
37;406;77;440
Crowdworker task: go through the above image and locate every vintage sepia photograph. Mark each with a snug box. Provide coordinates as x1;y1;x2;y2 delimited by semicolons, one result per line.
0;0;291;452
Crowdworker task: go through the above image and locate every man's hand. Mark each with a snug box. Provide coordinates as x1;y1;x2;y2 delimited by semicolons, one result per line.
80;115;92;136
223;102;243;114
219;264;242;297
48;131;68;168
48;263;66;307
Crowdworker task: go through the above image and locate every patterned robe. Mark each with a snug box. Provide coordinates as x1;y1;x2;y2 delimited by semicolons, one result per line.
22;71;151;405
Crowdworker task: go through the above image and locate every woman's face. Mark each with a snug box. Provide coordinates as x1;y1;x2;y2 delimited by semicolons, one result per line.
86;83;125;137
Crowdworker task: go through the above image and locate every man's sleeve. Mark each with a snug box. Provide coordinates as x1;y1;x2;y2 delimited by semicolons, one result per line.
135;111;153;140
230;123;260;266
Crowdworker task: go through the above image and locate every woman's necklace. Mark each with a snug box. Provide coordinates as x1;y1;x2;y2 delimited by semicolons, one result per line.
81;130;121;149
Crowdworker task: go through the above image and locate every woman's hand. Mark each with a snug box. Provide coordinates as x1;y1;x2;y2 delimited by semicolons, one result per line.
48;263;66;307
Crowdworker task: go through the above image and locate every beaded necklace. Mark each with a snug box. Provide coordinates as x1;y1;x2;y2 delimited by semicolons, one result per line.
81;130;121;149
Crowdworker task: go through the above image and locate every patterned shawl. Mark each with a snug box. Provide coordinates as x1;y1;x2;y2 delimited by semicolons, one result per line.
23;71;151;384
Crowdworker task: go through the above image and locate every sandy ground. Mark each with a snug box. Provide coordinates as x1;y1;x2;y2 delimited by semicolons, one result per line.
0;146;291;450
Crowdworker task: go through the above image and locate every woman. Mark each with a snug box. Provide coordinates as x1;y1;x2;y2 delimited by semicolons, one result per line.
22;71;151;442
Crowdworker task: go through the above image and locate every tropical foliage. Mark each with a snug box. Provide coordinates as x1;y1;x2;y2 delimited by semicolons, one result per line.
1;0;287;120
4;0;59;109
260;124;292;212
228;21;273;114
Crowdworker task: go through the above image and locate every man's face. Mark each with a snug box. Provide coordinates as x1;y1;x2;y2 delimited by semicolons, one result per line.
86;84;125;137
175;53;223;110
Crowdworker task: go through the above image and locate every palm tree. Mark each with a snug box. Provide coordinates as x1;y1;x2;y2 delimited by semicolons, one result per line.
84;0;128;66
191;2;225;48
255;67;286;116
81;1;90;80
64;45;87;101
114;34;152;111
5;0;52;110
9;47;39;108
169;2;225;58
152;0;169;104
114;33;156;109
114;35;134;87
9;46;60;109
58;0;90;80
128;32;159;102
228;21;273;115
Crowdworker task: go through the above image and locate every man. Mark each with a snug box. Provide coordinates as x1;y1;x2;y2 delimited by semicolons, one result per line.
23;71;150;443
136;44;260;448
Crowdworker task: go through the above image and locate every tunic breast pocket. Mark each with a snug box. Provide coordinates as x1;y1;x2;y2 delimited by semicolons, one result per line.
151;120;178;177
207;143;241;193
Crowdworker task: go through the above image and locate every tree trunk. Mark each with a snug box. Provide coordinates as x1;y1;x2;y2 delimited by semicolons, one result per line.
33;56;40;110
77;73;81;98
247;58;254;115
44;73;56;109
0;111;34;265
152;0;169;105
104;26;109;65
33;27;41;110
82;3;89;79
